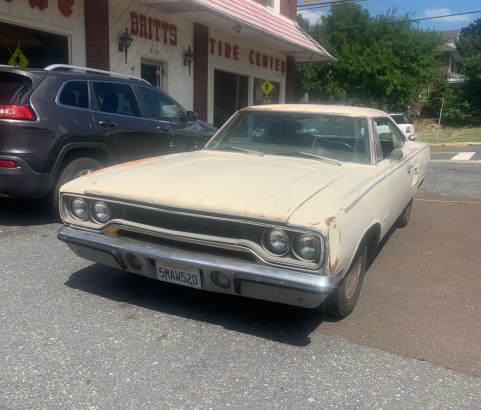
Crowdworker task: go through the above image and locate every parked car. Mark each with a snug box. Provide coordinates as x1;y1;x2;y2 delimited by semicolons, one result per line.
57;104;430;318
0;64;216;213
389;112;417;140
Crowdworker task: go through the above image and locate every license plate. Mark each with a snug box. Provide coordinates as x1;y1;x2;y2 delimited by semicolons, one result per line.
155;260;202;289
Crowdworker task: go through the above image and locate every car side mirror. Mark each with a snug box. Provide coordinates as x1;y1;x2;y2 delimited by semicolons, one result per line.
186;111;198;122
390;149;403;161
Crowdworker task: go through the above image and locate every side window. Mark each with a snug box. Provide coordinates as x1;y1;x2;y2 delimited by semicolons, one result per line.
373;117;406;161
58;81;89;109
93;82;141;117
138;86;185;123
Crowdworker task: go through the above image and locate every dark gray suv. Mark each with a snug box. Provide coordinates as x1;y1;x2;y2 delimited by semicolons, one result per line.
0;64;216;212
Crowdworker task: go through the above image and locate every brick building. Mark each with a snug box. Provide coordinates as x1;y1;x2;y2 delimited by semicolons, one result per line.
0;0;334;126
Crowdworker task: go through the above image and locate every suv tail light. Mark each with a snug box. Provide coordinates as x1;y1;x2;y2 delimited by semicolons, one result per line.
406;126;411;134
0;105;35;120
0;160;19;168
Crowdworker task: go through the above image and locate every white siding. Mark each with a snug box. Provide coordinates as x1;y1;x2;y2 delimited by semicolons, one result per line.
109;0;194;110
0;0;86;66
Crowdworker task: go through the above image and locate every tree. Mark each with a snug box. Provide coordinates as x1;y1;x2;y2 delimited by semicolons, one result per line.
296;3;443;112
458;18;481;58
457;18;481;123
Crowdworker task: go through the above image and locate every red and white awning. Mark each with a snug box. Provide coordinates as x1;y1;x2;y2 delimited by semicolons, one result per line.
132;0;336;63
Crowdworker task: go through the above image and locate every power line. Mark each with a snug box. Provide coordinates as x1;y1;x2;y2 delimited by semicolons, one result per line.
298;0;368;10
300;9;481;30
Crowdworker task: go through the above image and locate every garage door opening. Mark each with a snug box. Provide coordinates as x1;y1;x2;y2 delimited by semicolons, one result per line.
0;23;68;68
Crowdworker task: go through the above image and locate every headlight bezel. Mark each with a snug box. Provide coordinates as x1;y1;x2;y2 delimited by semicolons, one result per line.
66;196;113;225
264;228;290;255
292;233;323;261
262;227;325;264
92;200;111;224
70;197;89;220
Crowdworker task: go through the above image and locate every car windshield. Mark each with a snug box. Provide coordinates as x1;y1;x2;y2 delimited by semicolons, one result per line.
205;111;372;164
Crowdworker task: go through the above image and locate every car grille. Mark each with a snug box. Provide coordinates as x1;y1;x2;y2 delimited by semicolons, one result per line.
116;203;320;269
123;205;264;242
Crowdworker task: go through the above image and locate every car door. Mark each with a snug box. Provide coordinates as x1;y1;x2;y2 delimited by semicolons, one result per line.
135;85;212;153
91;81;174;163
372;116;414;229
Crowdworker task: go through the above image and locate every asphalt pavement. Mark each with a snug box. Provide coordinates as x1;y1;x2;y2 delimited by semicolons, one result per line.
1;157;481;408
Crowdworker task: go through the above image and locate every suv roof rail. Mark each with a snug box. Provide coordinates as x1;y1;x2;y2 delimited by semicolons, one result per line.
44;64;150;84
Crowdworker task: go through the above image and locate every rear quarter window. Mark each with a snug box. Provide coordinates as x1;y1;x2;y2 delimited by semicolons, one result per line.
58;81;89;109
0;73;33;105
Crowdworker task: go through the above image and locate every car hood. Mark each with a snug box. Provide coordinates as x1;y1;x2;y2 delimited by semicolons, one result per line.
62;150;374;223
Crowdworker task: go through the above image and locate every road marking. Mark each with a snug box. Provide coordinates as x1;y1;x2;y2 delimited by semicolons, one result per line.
451;152;476;160
429;159;481;163
415;197;481;204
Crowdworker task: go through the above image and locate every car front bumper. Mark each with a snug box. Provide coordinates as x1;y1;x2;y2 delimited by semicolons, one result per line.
58;226;334;308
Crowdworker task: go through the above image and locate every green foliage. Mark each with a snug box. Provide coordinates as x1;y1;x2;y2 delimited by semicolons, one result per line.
456;18;481;123
462;55;481;123
296;3;443;111
459;17;481;54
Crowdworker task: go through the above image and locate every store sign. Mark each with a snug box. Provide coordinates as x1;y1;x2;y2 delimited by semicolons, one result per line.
4;0;75;17
129;11;177;46
208;38;286;76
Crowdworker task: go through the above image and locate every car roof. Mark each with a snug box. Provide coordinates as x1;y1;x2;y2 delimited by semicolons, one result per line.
241;104;389;117
0;65;149;85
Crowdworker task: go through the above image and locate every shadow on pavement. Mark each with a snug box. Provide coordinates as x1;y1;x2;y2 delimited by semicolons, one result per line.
64;263;333;347
0;198;58;226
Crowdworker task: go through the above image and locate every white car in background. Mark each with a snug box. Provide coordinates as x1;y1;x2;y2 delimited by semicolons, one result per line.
58;105;430;319
390;112;417;140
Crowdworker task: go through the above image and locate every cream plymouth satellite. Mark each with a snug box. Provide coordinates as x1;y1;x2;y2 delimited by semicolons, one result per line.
58;105;430;318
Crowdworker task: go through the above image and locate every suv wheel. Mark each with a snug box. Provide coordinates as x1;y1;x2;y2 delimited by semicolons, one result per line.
53;157;102;215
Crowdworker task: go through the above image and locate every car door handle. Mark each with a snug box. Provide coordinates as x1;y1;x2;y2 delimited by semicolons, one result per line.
407;164;414;174
98;120;117;127
156;125;172;132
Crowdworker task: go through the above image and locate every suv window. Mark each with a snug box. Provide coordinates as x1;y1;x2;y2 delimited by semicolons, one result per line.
93;82;141;117
0;73;32;105
138;86;185;123
59;81;89;109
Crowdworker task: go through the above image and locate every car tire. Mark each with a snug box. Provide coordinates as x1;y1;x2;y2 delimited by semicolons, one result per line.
397;199;413;228
52;157;102;216
322;243;367;319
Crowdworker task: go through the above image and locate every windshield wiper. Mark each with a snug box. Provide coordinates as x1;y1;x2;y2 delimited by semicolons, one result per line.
213;146;264;157
282;151;342;166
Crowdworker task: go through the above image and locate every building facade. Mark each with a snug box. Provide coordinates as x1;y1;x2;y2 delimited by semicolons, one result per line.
0;0;334;125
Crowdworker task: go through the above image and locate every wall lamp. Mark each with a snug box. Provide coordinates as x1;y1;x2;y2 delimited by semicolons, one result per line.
118;28;133;64
183;46;194;76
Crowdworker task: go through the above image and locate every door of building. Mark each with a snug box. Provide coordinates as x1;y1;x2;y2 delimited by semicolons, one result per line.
141;62;164;89
213;69;248;128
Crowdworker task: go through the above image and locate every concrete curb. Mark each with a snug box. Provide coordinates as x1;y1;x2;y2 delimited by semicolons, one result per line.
428;142;481;147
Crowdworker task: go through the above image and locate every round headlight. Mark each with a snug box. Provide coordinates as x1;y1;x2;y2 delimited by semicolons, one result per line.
93;201;111;223
71;197;88;220
293;234;322;261
266;228;289;254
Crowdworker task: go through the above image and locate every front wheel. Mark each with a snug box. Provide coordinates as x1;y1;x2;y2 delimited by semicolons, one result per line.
397;199;413;228
322;243;367;319
52;157;102;216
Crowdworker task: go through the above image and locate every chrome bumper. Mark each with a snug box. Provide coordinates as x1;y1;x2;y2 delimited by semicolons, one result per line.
58;226;334;308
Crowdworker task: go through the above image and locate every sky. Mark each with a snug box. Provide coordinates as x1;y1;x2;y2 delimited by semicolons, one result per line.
297;0;481;31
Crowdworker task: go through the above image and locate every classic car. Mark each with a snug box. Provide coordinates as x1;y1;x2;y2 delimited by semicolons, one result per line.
57;104;430;318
